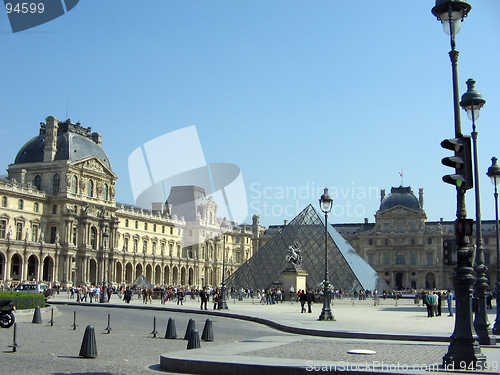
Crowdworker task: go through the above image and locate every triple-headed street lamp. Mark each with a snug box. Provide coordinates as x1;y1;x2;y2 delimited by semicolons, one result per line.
431;0;486;368
318;188;333;321
219;219;230;310
460;79;495;345
486;157;500;335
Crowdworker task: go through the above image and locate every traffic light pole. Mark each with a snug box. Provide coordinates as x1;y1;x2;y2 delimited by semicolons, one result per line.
442;26;485;369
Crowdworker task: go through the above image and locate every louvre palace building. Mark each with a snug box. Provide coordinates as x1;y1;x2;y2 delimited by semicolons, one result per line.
0;116;265;289
333;186;499;291
1;116;498;292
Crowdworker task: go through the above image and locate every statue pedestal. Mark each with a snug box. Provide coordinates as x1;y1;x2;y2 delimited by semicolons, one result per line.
282;269;308;294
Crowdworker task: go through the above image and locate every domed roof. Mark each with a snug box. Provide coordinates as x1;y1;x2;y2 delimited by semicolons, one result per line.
14;119;111;169
380;186;420;211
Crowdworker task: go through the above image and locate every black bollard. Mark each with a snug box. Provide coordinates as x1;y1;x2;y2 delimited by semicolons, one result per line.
49;308;54;326
105;314;111;334
186;329;201;349
8;323;19;352
72;311;78;330
165;317;177;339
151;317;158;338
79;325;98;358
184;319;196;340
32;306;42;324
201;319;214;341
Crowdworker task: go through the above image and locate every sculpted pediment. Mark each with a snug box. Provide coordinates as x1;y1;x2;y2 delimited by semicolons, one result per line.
74;157;116;178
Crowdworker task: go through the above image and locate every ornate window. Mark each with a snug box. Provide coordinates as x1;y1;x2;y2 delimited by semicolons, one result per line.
103;183;108;201
32;224;38;242
90;227;97;249
88;179;94;197
368;253;374;265
427;252;433;265
33;202;39;212
52;174;60;193
143;240;147;253
396;250;405;265
72;175;78;194
18;199;23;210
16;222;23;240
0;220;5;238
384;252;390;265
383;220;389;232
34;175;41;190
368;239;373;246
411;238;415;245
428;238;432;245
411;252;417;265
397;220;403;233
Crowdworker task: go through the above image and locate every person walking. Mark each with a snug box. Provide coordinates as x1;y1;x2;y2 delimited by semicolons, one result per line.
425;291;434;317
306;288;315;313
200;287;208;310
299;290;307;313
446;290;454;316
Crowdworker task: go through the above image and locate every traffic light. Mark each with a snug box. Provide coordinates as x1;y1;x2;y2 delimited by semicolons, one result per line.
441;136;473;190
443;238;458;266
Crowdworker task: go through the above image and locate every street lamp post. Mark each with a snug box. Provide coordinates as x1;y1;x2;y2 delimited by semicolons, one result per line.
220;219;230;310
100;230;109;303
487;157;500;335
460;79;495;345
431;0;486;368
318;188;333;321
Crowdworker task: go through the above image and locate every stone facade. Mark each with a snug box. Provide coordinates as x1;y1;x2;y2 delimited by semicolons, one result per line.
0;117;266;289
334;186;499;291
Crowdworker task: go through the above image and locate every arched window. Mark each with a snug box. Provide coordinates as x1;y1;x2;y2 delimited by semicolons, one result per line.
34;175;41;190
396;250;405;265
103;183;108;200
1;196;6;207
125;219;129;227
33;202;39;213
72;175;78;194
88;179;94;197
52;174;60;193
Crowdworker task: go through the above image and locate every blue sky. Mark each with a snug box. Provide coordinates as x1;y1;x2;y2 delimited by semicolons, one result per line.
1;0;500;227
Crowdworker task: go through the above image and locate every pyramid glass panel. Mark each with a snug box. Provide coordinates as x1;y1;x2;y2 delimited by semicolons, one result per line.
227;204;390;292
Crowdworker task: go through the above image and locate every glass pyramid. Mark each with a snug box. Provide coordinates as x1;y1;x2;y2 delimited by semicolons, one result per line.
227;204;390;293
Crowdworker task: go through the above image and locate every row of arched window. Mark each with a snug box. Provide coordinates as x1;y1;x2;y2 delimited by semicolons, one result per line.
2;196;39;213
32;174;109;200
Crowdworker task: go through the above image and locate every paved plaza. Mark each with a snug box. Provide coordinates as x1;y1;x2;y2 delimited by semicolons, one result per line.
2;292;500;374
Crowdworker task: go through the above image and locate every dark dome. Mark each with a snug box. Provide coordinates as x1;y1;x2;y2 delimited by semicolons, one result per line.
14;119;111;169
380;186;420;211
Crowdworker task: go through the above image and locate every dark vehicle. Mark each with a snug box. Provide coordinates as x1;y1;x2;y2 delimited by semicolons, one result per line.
0;299;15;328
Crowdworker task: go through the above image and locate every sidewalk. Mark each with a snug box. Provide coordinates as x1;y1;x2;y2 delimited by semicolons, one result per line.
46;292;500;374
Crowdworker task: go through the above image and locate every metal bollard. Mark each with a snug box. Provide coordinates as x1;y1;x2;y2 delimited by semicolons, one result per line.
49;308;54;326
8;323;19;352
105;314;111;334
151;317;158;338
72;311;78;330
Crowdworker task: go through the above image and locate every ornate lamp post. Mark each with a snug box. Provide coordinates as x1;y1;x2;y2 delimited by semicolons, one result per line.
220;219;230;310
318;188;333;321
487;157;500;335
460;79;495;345
100;230;109;303
431;0;486;368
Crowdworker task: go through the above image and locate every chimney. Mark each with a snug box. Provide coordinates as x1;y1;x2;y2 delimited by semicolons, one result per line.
43;116;59;162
